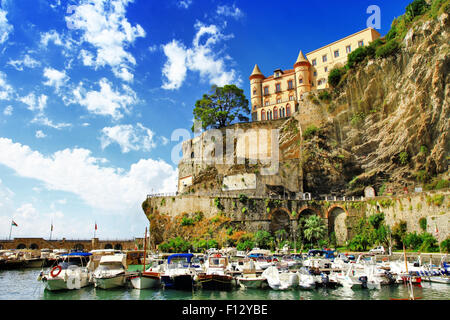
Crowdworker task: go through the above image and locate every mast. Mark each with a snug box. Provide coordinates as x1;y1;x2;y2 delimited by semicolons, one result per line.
143;227;147;272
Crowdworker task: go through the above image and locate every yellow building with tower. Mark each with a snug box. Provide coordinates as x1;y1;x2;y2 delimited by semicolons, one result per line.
250;27;381;121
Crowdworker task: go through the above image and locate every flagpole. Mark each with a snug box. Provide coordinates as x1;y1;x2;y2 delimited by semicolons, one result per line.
8;219;13;241
49;220;53;241
94;221;97;239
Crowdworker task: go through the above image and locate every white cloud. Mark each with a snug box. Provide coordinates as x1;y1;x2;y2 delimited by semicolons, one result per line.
19;93;48;113
0;137;178;213
40;30;64;47
0;8;13;44
43;67;69;92
177;0;193;9
161;40;188;90
7;54;41;71
161;22;240;90
100;123;156;153
216;4;244;20
35;130;47;139
65;0;146;82
148;44;158;53
31;114;72;130
0;71;14;100
72;78;137;120
3;105;12;116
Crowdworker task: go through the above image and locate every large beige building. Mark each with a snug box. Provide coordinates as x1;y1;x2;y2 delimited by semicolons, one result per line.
250;27;381;121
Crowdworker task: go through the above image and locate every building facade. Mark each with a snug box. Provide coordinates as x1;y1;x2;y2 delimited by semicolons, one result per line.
250;28;381;122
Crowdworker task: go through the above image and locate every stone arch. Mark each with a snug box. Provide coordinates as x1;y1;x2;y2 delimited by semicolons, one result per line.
29;243;39;250
269;207;291;235
297;206;321;218
327;206;348;246
114;243;123;251
16;243;26;249
104;243;113;249
73;243;84;251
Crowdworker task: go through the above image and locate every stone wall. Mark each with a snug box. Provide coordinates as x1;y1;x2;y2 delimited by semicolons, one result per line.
365;190;449;242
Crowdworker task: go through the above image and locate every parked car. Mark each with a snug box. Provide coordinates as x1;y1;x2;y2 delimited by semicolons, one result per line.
369;246;385;255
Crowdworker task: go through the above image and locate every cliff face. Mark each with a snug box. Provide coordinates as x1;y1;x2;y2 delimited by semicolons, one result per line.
302;12;449;196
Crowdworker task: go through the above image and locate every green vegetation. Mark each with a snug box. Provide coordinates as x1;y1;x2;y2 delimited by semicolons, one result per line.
350;112;366;127
399;151;409;165
181;215;195;226
318;90;331;102
192;84;250;130
238;193;248;204
441;237;450;253
426;194;444;206
419;217;427;232
302;125;319;140
328;67;346;87
303;215;327;246
214;197;224;210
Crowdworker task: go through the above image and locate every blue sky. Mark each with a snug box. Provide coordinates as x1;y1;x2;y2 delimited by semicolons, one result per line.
0;0;412;240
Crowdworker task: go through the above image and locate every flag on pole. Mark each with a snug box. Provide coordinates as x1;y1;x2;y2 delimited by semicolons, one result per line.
95;222;98;231
11;220;18;227
51;224;53;231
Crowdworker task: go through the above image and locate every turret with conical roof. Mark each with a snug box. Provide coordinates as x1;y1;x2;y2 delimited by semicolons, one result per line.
294;50;312;97
249;64;265;120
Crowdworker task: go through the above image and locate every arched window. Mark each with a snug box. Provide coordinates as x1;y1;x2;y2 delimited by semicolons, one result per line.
252;87;257;96
268;110;272;120
286;104;291;117
261;109;266;121
273;107;278;119
299;77;303;84
280;107;285;118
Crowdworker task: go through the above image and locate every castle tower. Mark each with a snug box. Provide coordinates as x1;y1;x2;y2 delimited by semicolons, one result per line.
249;64;265;121
293;50;311;99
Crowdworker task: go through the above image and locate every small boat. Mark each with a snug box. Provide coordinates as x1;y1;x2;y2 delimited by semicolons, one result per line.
130;227;162;290
297;267;316;290
92;254;128;289
196;254;234;290
161;253;197;290
237;259;267;289
39;252;92;291
262;266;299;290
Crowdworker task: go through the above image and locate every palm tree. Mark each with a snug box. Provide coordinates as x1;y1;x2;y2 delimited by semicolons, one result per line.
303;215;327;247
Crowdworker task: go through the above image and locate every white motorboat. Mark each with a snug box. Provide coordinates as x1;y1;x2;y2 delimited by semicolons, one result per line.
39;252;93;291
130;267;162;289
335;264;363;289
262;266;298;290
161;253;197;290
297;268;316;289
93;254;127;289
237;259;267;289
196;254;234;290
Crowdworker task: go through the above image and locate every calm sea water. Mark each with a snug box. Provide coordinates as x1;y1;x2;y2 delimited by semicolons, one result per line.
1;268;449;300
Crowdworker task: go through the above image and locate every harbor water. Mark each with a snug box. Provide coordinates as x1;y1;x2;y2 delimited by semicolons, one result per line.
1;268;449;300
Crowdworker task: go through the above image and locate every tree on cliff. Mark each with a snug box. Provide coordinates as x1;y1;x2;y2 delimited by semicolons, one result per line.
192;84;250;130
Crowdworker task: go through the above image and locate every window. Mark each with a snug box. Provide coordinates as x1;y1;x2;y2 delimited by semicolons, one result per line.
299;78;303;84
275;83;281;93
264;87;269;95
280;107;285;118
346;45;352;53
261;109;266;121
312;59;317;66
273;107;278;119
268;110;272;120
334;50;339;58
313;71;317;77
358;40;364;47
322;54;327;63
252;88;257;96
286;105;291;117
289;95;294;101
264;100;270;106
277;97;281;104
288;80;293;89
324;67;328;72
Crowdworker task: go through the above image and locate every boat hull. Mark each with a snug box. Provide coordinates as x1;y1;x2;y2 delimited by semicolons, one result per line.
43;276;90;291
197;274;234;290
94;275;126;289
237;277;267;289
130;273;161;289
161;274;193;290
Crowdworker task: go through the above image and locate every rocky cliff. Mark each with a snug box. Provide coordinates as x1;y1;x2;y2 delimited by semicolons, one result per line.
302;8;449;197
